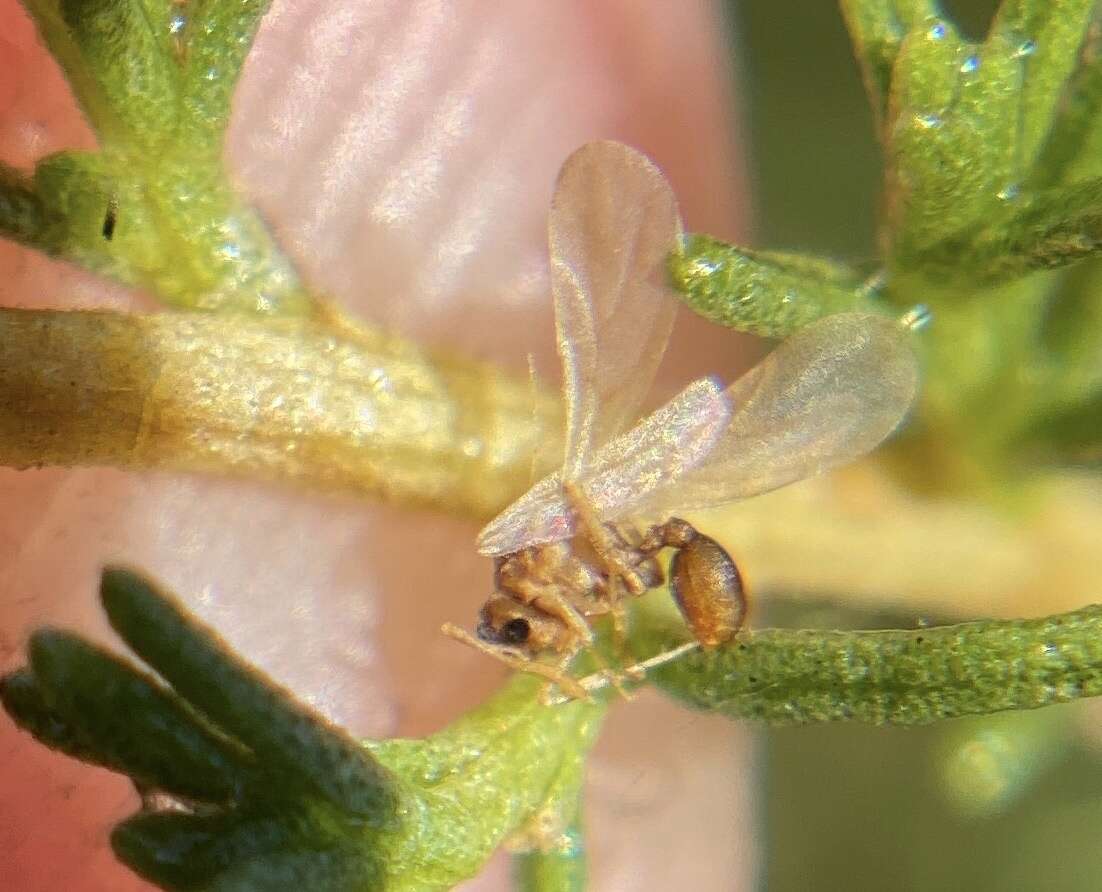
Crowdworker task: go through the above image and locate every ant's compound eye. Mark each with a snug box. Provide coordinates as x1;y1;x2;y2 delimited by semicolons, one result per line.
499;617;532;645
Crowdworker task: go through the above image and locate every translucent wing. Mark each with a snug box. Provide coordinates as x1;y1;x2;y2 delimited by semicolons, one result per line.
476;378;728;556
634;312;920;517
551;140;683;480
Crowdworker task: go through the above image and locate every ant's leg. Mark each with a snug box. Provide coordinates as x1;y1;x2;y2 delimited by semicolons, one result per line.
544;641;703;704
561;480;649;597
441;623;590;701
531;588;595;647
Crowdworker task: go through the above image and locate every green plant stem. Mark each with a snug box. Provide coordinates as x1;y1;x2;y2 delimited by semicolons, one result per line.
512;817;586;892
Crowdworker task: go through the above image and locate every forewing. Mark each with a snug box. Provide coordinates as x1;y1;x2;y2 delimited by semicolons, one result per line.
477;378;728;556
638;313;920;515
551;140;683;479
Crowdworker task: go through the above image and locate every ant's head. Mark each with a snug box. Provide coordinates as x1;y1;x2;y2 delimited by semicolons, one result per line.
476;594;569;656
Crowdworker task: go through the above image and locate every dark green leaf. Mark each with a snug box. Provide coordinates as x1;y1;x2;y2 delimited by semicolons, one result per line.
100;567;397;826
0;668;98;760
111;810;378;892
25;628;250;803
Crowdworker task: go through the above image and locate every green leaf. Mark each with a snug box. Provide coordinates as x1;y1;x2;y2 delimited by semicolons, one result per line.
874;2;1099;271
113;810;379;892
840;0;940;130
22;628;249;803
669;234;881;337
635;601;1102;724
0;668;100;761
100;568;396;824
21;0;274;152
1030;15;1102;184
54;0;182;148
5;0;312;315
886;17;1023;263
988;0;1098;177
179;0;275;150
367;677;604;891
2;568;607;891
914;177;1102;280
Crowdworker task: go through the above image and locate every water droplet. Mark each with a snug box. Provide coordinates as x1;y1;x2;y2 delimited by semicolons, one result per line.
219;242;241;260
1015;39;1036;58
900;304;932;332
915;112;942;130
997;183;1020;201
688;257;719;277
169;12;186;35
960;55;980;74
928;22;947;40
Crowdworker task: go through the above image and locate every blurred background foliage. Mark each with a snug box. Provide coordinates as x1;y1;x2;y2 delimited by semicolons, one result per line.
729;2;1102;888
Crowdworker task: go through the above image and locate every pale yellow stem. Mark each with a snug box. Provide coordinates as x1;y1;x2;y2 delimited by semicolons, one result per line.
0;308;559;518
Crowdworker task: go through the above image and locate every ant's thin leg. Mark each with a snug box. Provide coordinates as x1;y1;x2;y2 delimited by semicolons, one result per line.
532;589;595;646
561;480;648;597
442;623;591;701
543;641;702;705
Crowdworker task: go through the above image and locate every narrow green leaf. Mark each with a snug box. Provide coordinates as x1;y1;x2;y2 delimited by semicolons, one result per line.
111;810;377;892
886;18;1024;263
25;0;182;148
1030;13;1102;184
24;629;250;803
636;602;1102;725
179;0;275;149
669;235;879;337
839;0;940;129
0;668;99;760
13;2;315;316
99;567;397;826
988;0;1098;175
918;178;1102;280
20;0;127;144
26;150;314;314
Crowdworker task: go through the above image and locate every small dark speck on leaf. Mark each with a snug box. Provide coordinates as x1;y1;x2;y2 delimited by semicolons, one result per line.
103;197;118;240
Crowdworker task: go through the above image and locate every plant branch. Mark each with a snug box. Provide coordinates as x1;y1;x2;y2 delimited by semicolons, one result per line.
0;308;558;519
1;569;607;891
637;597;1102;725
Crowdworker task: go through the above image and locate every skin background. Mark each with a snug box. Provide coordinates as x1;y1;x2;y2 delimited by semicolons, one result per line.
0;2;758;889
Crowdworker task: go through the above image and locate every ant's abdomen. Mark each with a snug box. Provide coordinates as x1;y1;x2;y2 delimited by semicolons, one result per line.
668;530;747;648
